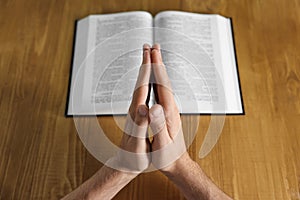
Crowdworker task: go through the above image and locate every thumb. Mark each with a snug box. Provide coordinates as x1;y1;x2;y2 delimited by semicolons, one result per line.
132;105;149;139
149;104;172;148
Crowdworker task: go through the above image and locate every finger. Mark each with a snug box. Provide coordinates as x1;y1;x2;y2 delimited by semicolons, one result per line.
126;105;149;138
151;44;163;64
131;44;151;106
151;44;176;109
143;43;151;64
130;105;149;153
149;104;172;147
134;105;149;127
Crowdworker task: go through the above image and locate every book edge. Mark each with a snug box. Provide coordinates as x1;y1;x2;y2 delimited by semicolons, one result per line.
65;20;79;117
229;18;245;115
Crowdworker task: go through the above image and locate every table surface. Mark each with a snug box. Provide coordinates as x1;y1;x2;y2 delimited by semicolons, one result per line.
1;0;300;199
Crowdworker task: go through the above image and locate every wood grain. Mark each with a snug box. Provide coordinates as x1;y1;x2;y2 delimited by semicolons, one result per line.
0;0;299;199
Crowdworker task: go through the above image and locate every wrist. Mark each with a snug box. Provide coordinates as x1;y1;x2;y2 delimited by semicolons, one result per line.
103;165;138;179
160;152;193;176
105;152;150;174
85;166;137;200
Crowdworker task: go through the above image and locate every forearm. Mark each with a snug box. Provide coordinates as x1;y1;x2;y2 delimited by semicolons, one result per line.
62;165;137;200
162;153;232;200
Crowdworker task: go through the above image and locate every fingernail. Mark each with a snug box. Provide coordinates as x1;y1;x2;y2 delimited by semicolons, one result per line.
155;43;161;49
138;106;148;117
151;48;158;54
143;44;150;58
143;43;150;49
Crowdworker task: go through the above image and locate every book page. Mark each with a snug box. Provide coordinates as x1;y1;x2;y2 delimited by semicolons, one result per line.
68;12;153;115
154;11;242;114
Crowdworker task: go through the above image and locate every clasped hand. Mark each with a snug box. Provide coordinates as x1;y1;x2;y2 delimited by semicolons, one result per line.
108;44;186;173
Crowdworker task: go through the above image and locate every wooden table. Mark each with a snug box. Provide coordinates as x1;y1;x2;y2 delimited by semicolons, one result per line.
1;0;299;199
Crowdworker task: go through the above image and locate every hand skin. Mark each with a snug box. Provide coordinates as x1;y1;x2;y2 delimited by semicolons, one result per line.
62;44;233;200
149;44;232;200
62;44;152;200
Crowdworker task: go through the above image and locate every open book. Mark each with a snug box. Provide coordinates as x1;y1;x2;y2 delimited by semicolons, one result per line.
66;11;244;116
